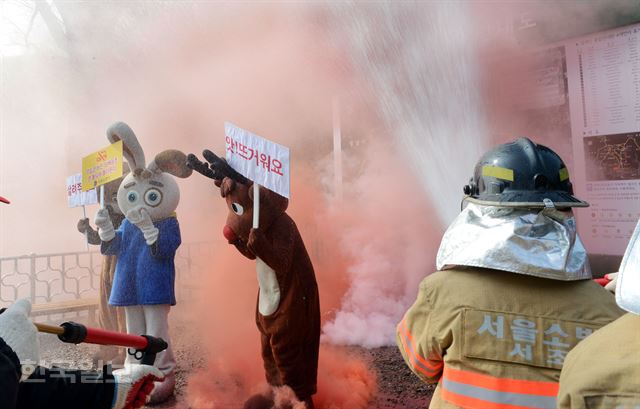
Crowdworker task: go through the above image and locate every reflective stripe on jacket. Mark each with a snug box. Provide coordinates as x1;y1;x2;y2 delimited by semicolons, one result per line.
397;318;443;379
397;267;624;409
441;367;558;409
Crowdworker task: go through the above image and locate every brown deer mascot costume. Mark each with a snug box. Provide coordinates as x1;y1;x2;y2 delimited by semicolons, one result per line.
188;150;320;409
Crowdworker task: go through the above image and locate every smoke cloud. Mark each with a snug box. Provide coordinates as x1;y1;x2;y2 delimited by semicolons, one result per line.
320;138;440;347
2;1;638;407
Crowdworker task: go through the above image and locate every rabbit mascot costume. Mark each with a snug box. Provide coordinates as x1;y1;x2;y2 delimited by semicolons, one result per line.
94;122;192;403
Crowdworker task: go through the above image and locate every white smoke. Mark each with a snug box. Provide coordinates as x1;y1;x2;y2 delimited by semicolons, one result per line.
321;2;488;346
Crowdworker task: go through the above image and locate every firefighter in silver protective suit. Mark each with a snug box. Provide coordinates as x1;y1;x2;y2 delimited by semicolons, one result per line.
397;138;623;409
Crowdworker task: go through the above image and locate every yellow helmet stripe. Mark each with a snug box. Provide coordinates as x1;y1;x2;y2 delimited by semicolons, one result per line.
482;165;514;182
559;168;569;182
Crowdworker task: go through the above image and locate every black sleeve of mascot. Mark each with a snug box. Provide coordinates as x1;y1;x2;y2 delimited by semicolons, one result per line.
17;365;115;409
0;337;21;409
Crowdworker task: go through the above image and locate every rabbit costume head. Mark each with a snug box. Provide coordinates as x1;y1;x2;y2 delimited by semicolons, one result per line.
107;122;192;221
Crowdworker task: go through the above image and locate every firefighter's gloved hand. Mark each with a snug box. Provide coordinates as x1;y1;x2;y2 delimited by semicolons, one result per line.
112;364;165;409
604;272;618;293
127;208;159;245
95;208;115;241
0;299;40;379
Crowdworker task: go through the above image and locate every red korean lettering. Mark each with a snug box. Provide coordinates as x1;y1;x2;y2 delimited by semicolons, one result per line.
271;159;284;176
226;136;237;154
238;143;251;160
259;153;271;171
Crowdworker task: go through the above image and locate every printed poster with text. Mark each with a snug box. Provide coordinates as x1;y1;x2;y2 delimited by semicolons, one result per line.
82;140;123;191
565;23;640;255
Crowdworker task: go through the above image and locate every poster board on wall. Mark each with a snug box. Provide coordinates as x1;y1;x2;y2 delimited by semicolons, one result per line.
564;23;640;255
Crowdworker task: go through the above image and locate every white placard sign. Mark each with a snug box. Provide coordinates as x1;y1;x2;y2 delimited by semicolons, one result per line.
225;122;290;198
66;173;98;208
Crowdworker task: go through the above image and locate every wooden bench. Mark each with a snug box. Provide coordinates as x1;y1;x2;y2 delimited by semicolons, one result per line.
31;298;99;325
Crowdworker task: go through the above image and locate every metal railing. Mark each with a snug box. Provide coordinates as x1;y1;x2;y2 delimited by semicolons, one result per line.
0;242;212;307
0;251;102;305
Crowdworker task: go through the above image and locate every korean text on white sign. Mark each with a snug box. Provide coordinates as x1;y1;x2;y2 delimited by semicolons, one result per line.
225;122;290;198
66;173;98;208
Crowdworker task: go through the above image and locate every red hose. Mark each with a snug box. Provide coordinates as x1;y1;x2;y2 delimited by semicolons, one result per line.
84;326;149;349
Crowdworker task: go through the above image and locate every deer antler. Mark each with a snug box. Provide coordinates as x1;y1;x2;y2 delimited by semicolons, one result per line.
187;150;249;185
186;153;216;179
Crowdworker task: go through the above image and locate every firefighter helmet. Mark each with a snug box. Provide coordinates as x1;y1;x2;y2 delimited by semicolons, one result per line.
463;137;588;208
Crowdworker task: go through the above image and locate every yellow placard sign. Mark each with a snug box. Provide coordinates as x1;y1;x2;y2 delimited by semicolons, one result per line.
82;140;123;191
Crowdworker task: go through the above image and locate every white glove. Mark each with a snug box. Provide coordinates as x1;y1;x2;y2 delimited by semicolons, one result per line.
0;299;40;380
112;364;164;409
95;208;115;241
127;208;159;245
604;272;618;293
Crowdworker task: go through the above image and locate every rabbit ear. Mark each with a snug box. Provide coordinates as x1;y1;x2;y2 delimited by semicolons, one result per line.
149;150;193;179
106;122;146;173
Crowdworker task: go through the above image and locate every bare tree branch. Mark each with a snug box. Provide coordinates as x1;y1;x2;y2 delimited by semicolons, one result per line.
24;7;38;45
34;1;68;51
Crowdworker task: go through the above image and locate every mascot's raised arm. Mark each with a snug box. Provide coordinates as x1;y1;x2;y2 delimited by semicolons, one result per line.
94;121;192;404
188;149;321;409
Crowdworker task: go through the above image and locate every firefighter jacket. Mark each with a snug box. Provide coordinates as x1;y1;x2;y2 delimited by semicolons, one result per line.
557;312;640;408
396;267;624;409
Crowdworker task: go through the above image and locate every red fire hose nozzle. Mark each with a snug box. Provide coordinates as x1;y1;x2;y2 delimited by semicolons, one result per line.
0;307;168;365
55;321;168;365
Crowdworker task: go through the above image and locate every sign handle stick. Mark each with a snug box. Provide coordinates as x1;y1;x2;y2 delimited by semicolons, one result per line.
82;205;89;251
253;183;260;229
100;185;105;210
333;97;343;202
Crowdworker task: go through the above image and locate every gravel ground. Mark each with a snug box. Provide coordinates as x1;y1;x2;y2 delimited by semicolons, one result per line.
38;320;433;409
356;346;435;409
